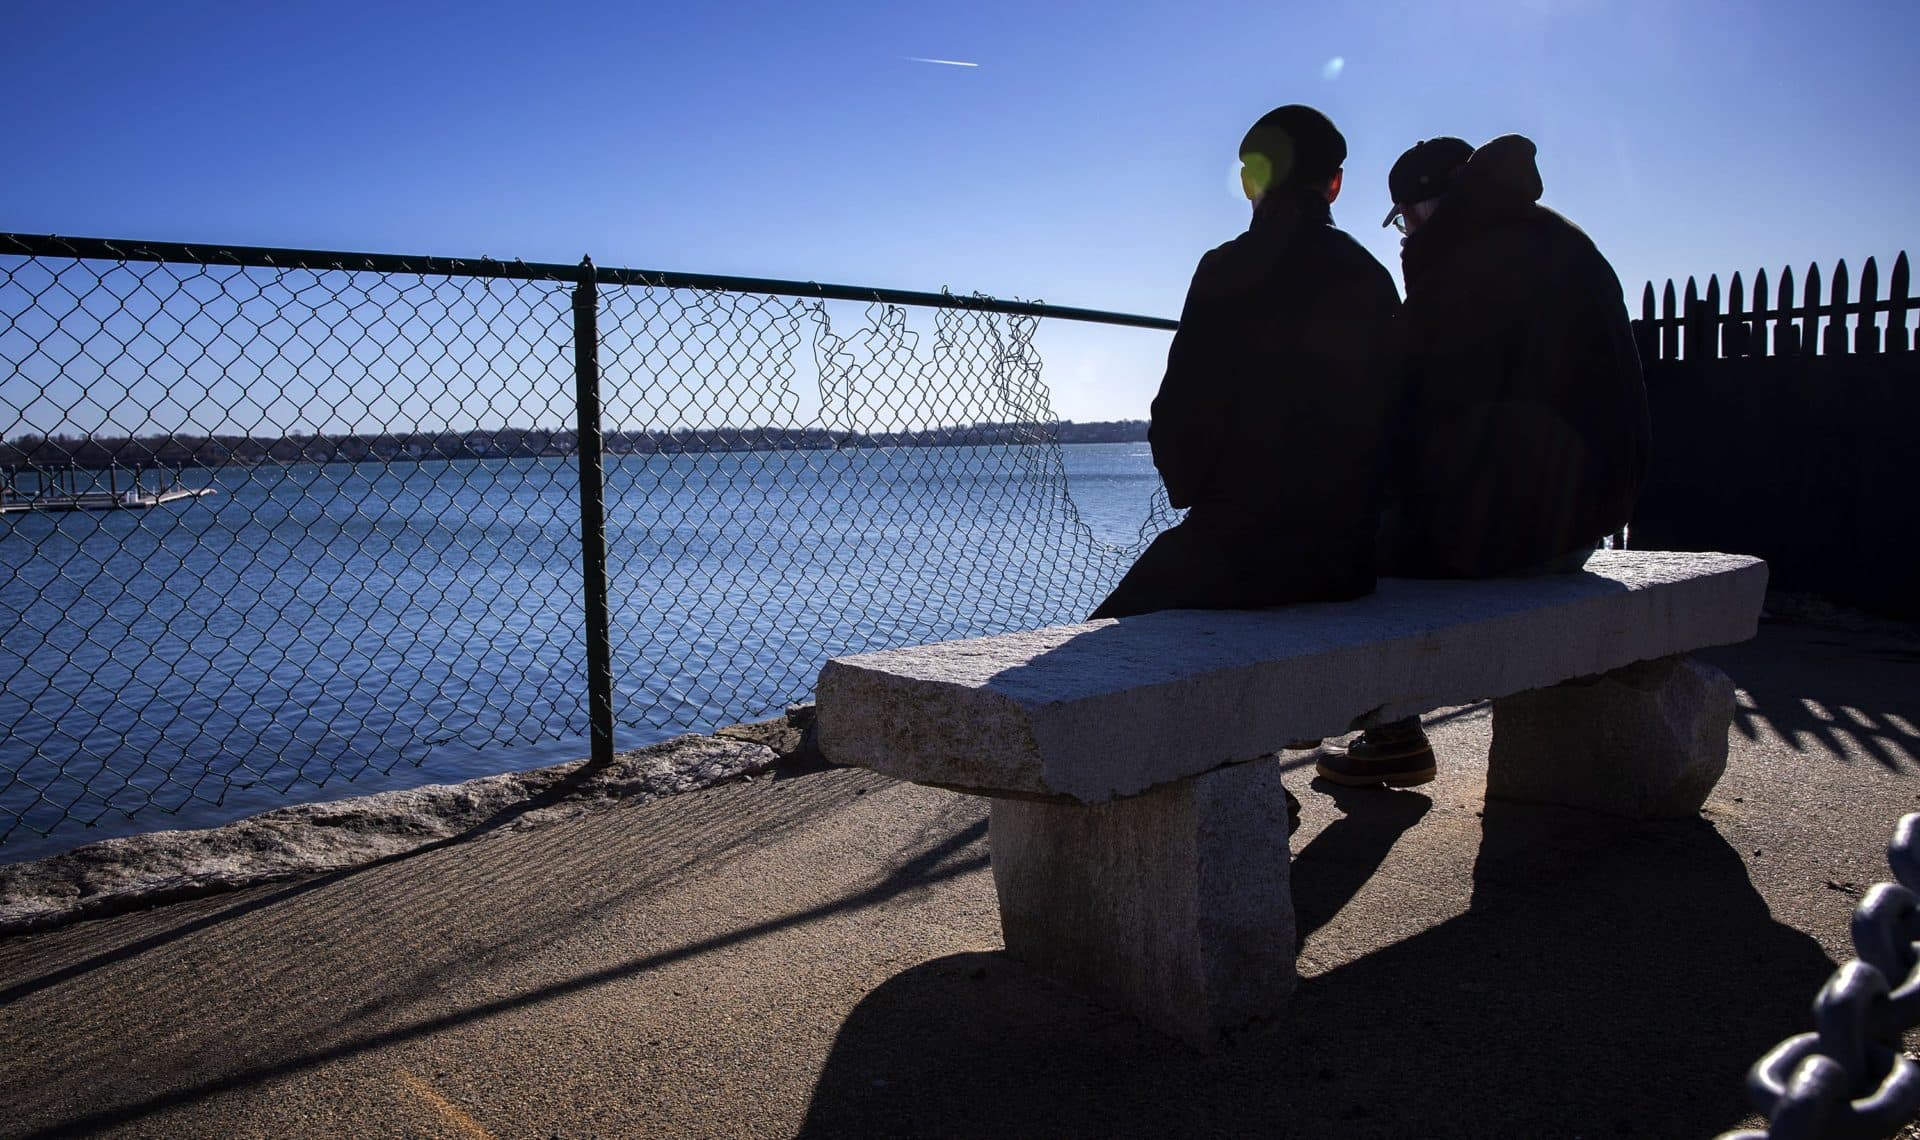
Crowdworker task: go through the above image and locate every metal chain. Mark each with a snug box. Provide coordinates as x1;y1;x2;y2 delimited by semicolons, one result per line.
1719;813;1920;1139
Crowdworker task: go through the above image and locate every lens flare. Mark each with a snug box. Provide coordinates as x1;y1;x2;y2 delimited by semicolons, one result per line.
1239;152;1274;200
1322;56;1346;80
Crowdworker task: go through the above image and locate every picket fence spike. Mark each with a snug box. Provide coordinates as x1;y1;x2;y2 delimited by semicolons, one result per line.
1824;259;1850;355
1662;279;1679;360
1636;281;1659;361
1889;252;1911;352
1727;273;1747;356
1776;266;1798;355
1854;258;1879;354
1801;263;1822;358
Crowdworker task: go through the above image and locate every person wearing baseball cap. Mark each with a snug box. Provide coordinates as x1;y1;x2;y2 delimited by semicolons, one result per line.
1315;133;1652;789
1087;104;1403;825
1379;136;1474;235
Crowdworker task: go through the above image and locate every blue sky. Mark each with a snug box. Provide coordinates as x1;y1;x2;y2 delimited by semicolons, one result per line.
3;0;1914;423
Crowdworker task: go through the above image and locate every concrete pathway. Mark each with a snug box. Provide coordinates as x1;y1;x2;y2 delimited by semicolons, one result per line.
2;619;1918;1139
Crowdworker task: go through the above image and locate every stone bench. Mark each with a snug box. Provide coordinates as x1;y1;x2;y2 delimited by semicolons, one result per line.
814;550;1768;1048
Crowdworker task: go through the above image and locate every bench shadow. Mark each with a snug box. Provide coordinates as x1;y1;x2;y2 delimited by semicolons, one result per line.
796;800;1829;1139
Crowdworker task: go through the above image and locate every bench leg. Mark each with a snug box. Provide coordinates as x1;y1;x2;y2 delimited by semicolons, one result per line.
1486;653;1736;819
988;759;1295;1050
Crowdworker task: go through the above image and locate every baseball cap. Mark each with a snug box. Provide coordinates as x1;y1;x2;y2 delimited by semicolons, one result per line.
1381;136;1474;227
1239;105;1347;199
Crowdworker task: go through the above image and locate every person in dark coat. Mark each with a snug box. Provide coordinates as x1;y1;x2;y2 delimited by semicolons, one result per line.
1315;133;1652;788
1088;104;1402;623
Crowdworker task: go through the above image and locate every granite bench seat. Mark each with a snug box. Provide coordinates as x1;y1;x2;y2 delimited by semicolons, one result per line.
814;550;1769;1048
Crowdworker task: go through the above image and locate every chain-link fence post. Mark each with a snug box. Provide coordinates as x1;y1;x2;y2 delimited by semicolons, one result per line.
572;258;616;770
0;231;1180;848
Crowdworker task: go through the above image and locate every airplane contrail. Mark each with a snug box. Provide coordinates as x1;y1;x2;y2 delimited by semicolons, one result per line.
908;57;979;68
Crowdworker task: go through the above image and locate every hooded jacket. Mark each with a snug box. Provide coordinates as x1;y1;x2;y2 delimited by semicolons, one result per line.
1388;134;1651;578
1147;190;1402;594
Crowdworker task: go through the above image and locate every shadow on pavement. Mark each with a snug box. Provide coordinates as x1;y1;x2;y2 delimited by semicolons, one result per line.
797;799;1831;1139
1703;625;1920;772
1293;779;1433;945
2;773;983;1140
0;755;637;1006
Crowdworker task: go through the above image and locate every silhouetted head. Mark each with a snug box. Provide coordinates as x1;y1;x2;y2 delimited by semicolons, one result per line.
1239;104;1347;205
1382;136;1473;234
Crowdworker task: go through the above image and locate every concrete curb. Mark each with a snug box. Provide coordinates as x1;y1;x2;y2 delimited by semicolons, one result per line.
0;730;788;936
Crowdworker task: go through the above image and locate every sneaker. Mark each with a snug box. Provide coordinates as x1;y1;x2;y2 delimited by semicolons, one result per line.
1314;727;1437;787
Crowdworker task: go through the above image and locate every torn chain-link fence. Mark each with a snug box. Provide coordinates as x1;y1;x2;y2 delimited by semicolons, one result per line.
0;233;1180;851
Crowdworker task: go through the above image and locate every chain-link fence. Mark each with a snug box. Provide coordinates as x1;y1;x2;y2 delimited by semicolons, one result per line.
0;233;1180;852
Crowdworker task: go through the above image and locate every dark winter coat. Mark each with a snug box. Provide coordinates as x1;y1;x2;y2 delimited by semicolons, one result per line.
1386;134;1651;578
1138;191;1403;606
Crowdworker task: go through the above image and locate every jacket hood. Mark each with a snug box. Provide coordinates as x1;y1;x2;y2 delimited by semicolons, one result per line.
1400;133;1544;291
1457;134;1543;206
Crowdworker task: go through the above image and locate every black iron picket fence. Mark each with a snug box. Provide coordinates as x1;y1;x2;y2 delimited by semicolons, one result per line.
1628;251;1920;616
0;232;1179;850
1633;252;1916;362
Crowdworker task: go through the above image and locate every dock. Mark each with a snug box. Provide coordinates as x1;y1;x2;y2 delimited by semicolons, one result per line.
0;487;217;514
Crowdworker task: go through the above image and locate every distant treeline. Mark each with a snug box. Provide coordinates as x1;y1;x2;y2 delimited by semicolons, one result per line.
1;420;1149;469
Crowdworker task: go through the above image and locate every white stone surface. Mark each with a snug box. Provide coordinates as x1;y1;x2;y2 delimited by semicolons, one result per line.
990;758;1295;1049
1487;654;1737;818
816;550;1767;803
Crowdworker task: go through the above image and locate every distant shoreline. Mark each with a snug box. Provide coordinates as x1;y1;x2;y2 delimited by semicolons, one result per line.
1;420;1151;471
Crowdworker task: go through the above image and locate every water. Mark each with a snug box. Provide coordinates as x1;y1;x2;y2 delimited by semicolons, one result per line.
0;441;1169;862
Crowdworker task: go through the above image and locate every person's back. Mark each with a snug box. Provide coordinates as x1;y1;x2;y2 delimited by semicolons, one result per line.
1152;197;1403;588
1388;134;1650;577
1316;133;1653;789
1092;104;1401;620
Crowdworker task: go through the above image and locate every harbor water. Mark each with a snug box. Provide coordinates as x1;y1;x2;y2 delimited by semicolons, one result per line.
0;442;1170;861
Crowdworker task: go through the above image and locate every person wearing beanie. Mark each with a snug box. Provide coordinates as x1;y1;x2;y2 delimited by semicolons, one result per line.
1315;133;1652;789
1086;105;1403;821
1092;104;1401;618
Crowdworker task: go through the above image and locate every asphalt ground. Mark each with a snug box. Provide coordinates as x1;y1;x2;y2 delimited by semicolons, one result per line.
1;618;1917;1139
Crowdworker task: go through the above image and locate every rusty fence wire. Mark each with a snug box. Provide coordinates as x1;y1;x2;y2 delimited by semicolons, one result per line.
0;233;1179;852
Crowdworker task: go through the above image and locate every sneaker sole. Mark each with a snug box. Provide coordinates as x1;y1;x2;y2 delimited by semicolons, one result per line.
1313;760;1438;788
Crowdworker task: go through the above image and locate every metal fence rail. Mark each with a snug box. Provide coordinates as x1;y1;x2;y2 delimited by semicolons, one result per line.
0;232;1179;849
